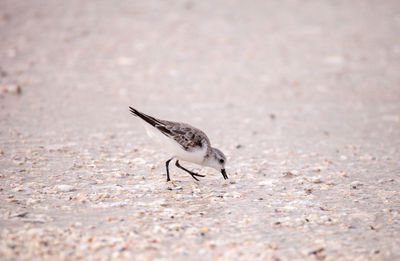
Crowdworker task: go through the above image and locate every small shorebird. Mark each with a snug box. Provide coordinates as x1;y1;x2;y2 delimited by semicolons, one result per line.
129;106;228;182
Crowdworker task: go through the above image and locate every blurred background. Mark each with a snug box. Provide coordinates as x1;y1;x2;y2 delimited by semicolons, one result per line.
1;0;399;141
1;0;399;260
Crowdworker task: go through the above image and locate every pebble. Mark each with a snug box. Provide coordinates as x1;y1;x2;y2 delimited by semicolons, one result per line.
258;180;275;186
55;185;76;192
1;84;21;94
310;176;322;184
350;181;363;189
378;178;394;184
282;171;296;178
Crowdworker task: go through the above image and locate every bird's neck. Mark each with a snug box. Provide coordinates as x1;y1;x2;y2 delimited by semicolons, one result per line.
202;148;216;167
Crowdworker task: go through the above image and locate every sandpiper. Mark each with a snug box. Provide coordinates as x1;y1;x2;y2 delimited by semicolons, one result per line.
129;106;228;181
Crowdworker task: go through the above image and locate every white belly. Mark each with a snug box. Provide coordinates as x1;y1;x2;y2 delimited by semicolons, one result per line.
143;124;206;165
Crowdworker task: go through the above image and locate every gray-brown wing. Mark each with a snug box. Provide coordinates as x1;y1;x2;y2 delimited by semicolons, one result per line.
156;121;210;151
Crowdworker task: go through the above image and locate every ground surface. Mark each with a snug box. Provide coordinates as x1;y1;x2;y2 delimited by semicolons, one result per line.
1;0;400;260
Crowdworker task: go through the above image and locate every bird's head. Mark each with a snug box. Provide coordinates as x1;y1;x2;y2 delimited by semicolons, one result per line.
204;147;228;179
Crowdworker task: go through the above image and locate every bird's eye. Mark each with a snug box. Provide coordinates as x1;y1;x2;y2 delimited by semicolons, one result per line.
219;159;224;164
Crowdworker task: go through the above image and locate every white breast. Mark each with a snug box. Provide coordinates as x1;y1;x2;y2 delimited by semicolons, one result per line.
143;124;206;165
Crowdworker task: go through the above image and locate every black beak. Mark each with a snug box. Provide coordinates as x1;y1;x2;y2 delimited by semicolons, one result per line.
221;169;228;180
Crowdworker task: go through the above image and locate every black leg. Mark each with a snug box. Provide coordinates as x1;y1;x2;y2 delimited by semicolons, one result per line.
165;158;174;182
175;160;205;181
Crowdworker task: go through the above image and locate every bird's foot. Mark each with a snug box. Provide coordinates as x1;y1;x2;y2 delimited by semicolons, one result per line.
188;171;205;181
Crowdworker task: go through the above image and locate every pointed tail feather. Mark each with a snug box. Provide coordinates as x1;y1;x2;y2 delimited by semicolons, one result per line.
129;106;163;127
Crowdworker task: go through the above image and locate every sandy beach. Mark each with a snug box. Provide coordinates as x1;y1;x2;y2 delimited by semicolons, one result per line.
1;0;399;260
